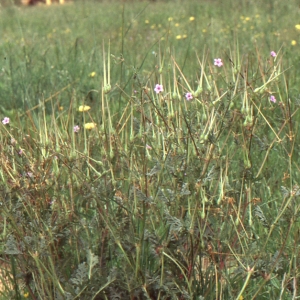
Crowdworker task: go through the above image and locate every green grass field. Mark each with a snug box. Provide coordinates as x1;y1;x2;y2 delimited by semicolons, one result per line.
0;0;300;299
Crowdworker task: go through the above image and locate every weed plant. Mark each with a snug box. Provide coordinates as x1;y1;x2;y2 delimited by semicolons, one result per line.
0;0;300;299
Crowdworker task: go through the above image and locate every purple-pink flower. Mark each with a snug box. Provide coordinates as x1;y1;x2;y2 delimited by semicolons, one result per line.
185;92;193;101
73;125;80;133
270;51;277;57
270;95;276;103
2;117;9;125
214;58;223;67
154;84;163;94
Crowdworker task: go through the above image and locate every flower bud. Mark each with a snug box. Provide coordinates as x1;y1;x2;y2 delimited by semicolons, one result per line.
103;84;111;94
172;92;180;100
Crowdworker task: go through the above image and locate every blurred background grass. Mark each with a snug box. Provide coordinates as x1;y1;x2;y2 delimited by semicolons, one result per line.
1;0;300;113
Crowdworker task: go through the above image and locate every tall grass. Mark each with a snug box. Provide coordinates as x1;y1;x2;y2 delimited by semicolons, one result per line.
0;0;300;299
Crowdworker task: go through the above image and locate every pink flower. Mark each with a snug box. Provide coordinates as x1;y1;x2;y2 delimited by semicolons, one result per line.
270;95;276;103
73;125;80;133
270;51;277;57
18;149;23;155
2;117;9;125
214;58;223;67
146;144;152;150
154;84;163;94
185;92;193;101
26;172;34;178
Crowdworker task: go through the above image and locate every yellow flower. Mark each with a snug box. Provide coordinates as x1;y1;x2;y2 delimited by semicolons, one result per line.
145;19;149;24
84;122;96;130
89;71;96;78
189;16;195;21
175;23;180;27
78;105;91;112
24;292;29;298
295;24;300;30
291;40;297;45
202;29;207;33
182;34;187;39
168;17;173;21
238;296;244;300
176;35;182;40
